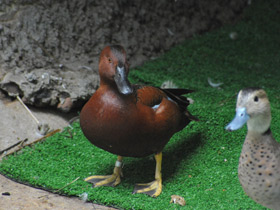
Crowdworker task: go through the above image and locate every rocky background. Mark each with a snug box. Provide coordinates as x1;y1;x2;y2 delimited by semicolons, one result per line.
0;0;248;112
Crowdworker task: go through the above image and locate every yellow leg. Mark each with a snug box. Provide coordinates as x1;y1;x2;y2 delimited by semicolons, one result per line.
85;156;123;187
133;152;163;197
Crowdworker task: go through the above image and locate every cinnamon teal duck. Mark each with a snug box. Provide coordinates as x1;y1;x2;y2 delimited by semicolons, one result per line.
80;45;197;197
226;88;280;209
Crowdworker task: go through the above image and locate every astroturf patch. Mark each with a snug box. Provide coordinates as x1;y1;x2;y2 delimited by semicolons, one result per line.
1;0;280;209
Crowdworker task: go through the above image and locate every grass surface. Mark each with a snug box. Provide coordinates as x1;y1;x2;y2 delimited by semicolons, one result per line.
1;0;280;209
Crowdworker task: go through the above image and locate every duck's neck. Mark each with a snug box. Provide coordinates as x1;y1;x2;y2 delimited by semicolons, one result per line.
100;81;135;103
247;113;271;135
247;128;271;139
100;78;116;89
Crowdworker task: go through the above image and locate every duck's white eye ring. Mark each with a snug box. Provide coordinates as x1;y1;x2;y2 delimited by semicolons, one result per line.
254;96;259;102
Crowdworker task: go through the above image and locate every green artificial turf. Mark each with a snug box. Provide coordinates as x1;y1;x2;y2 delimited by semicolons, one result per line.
1;0;280;209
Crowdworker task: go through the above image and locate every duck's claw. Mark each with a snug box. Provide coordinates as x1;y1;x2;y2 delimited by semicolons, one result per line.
85;172;122;187
85;156;123;187
133;178;162;197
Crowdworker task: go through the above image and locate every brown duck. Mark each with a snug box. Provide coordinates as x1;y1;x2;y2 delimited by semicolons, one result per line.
80;45;197;197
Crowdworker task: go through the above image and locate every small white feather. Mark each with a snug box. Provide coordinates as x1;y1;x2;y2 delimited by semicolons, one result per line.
208;77;223;88
79;192;88;202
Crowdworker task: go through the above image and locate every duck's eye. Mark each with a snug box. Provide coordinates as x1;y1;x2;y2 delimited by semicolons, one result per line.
254;96;259;102
108;58;112;63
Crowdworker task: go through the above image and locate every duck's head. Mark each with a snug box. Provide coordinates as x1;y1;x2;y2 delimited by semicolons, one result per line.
226;88;271;134
98;45;133;95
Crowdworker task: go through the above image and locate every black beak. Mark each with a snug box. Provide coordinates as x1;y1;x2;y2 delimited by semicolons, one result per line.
114;66;133;95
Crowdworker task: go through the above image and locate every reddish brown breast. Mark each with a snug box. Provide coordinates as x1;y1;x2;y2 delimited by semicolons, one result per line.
80;85;189;157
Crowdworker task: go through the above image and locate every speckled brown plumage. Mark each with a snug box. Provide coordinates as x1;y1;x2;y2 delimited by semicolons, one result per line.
239;130;280;209
227;88;280;209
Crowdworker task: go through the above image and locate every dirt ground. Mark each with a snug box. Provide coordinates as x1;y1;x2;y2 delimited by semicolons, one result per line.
0;1;247;111
0;93;117;210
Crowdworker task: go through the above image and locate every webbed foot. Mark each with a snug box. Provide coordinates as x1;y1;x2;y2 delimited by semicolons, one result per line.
132;152;163;197
133;178;162;197
85;156;123;187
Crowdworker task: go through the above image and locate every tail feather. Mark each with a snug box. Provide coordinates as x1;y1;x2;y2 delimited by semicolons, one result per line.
160;88;199;121
160;88;192;109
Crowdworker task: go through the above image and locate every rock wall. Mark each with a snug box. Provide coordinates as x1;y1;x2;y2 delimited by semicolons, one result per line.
0;0;247;111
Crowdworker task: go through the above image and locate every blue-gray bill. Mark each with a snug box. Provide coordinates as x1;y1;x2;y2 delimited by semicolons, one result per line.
226;107;250;131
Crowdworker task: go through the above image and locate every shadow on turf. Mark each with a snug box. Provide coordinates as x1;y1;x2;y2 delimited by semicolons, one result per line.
92;132;204;186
